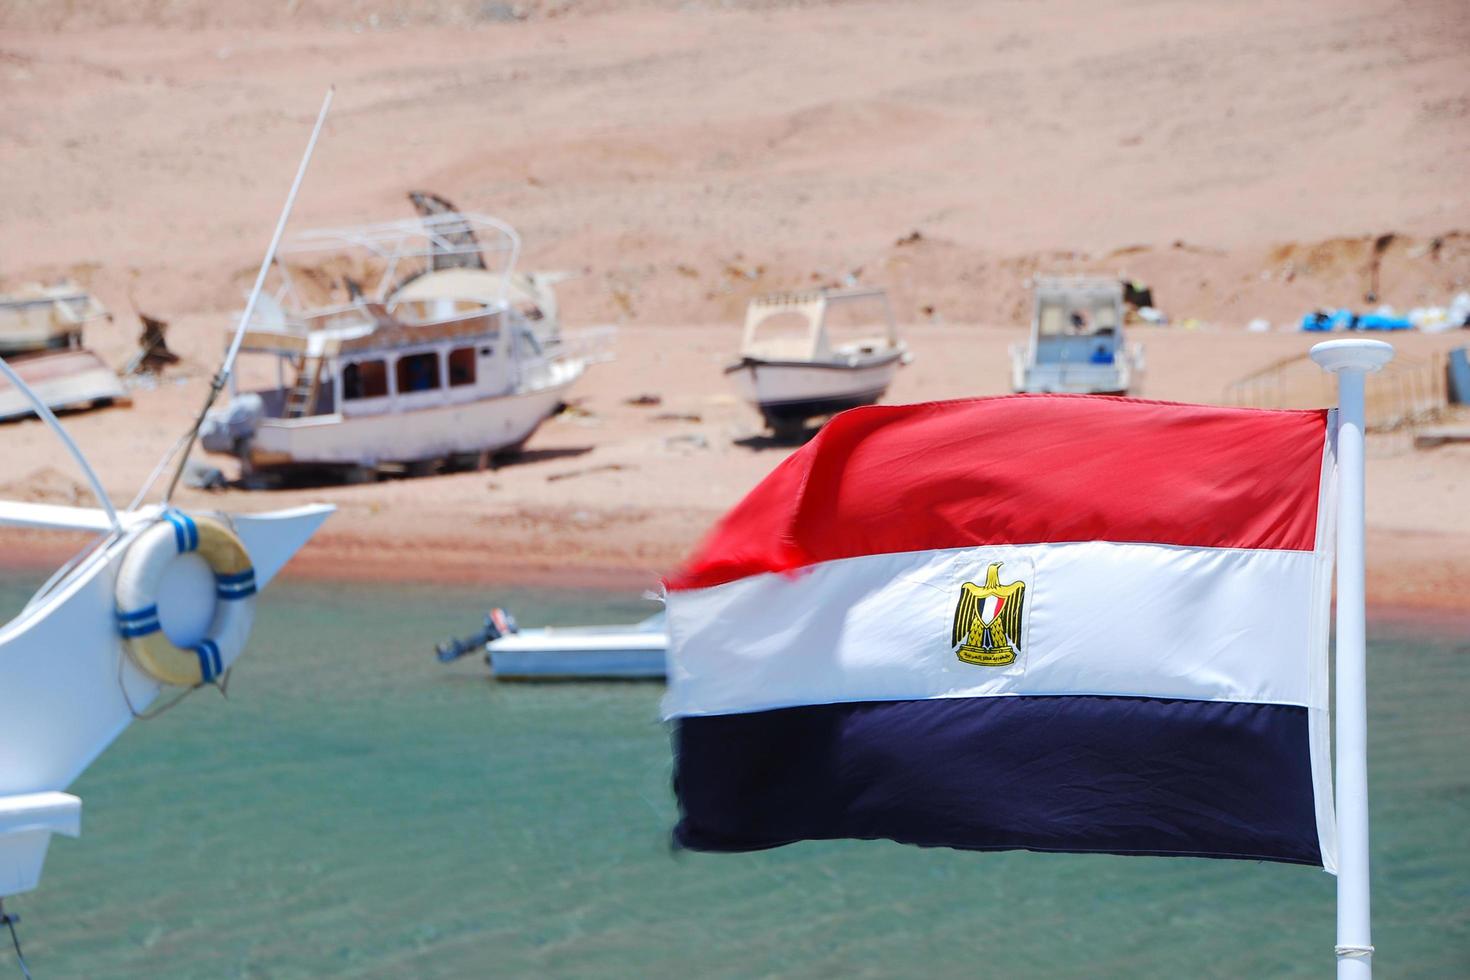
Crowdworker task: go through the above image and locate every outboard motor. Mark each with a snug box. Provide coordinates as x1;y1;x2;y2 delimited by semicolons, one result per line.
435;608;518;663
200;393;265;455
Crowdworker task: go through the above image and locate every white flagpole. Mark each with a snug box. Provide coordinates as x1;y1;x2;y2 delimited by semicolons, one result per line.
1310;338;1394;979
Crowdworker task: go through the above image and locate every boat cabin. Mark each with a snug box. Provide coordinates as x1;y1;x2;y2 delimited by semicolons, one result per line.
233;296;551;423
0;283;110;356
738;287;902;365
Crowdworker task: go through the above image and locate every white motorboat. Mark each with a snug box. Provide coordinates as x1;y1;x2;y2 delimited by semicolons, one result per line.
490;612;667;680
724;287;910;434
1009;276;1145;395
0;93;335;924
437;608;667;680
200;200;612;480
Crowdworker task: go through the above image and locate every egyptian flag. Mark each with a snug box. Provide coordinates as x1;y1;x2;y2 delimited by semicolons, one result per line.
663;396;1338;869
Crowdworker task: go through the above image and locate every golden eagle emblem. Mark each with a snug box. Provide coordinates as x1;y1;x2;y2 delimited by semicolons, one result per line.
952;562;1026;666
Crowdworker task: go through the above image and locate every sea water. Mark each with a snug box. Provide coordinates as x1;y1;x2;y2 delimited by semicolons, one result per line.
1;576;1467;978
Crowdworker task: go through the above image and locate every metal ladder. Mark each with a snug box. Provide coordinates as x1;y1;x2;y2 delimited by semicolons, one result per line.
284;356;323;418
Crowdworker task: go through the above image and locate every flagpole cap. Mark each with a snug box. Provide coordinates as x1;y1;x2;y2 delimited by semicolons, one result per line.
1309;339;1395;374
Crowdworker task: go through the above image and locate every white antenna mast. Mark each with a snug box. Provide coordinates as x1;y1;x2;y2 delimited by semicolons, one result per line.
159;86;335;505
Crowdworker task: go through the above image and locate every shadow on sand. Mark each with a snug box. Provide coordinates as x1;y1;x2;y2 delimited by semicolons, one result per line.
222;445;596;490
732;428;820;452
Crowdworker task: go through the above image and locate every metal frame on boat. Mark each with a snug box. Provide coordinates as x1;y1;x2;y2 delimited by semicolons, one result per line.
725;287;910;433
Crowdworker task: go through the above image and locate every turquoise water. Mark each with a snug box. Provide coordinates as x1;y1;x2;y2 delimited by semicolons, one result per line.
2;576;1467;978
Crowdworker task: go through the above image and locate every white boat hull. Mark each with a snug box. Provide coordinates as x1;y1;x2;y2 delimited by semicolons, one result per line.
1009;343;1144;395
249;368;580;468
725;354;901;426
487;619;667;680
0;503;331;896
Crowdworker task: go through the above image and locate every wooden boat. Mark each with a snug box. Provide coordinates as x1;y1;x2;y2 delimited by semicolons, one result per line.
724;287;910;434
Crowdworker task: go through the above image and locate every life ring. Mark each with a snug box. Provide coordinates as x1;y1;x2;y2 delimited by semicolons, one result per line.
114;510;256;687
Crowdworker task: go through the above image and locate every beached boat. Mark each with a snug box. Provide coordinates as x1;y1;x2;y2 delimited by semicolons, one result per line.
437;608;667;680
0;347;130;422
200;207;610;479
0;283;128;421
725;287;910;434
0;282;109;356
1009;277;1145;395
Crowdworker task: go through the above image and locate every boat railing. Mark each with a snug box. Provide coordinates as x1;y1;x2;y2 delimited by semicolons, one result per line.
273;212;523;313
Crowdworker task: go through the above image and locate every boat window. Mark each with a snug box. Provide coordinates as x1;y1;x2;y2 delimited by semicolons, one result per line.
395;352;442;393
342;359;389;400
448;346;476;387
1091;302;1120;332
1039;298;1120;337
1038;304;1069;336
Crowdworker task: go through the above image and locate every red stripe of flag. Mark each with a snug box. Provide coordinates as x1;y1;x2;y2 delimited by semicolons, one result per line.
669;395;1328;592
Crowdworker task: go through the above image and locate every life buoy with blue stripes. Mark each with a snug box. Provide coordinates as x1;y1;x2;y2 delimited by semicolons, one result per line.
114;510;257;687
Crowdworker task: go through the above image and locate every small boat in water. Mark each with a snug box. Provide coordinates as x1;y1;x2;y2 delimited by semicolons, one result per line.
437;608;667;680
1009;276;1145;395
725;287;910;435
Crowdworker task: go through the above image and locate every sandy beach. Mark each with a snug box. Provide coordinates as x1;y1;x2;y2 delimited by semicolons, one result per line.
2;0;1468;610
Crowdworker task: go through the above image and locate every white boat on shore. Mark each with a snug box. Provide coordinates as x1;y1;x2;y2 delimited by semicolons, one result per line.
437;608;667;680
0;282;110;357
201;204;611;480
0;283;128;422
725;287;910;434
1009;276;1145;395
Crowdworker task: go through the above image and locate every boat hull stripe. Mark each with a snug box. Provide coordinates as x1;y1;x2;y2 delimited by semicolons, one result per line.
192;639;221;682
216;581;257;600
116;604;159;623
118;619;162;638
